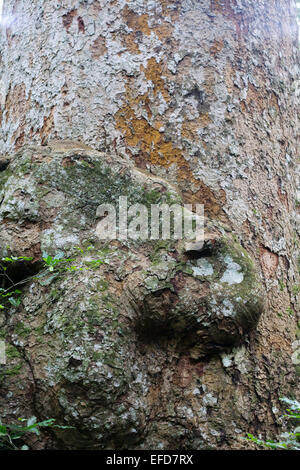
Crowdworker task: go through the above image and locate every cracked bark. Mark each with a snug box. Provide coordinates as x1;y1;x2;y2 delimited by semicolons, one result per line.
0;0;299;450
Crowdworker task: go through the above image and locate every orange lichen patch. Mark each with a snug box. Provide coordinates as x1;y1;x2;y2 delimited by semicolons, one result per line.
160;0;180;23
210;39;224;56
90;36;107;59
115;68;226;218
182;184;226;218
62;9;77;31
115;77;183;167
116;97;225;216
120;31;141;54
115;59;174;164
152;141;184;167
115;103;182;167
120;5;169;54
115;106;226;216
153;22;175;41
181;115;212;140
120;5;179;55
177;164;226;220
154;119;164;130
141;57;170;102
39;108;55;145
121;5;151;36
119;5;153;54
260;247;279;279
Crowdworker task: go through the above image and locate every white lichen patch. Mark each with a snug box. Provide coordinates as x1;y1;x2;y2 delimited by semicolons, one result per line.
221;299;235;317
202;393;218;407
220;256;244;284
210;297;236;319
191;259;214;277
221;355;233;368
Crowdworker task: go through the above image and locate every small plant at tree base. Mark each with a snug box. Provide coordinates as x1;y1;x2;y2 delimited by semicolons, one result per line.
0;416;72;450
42;249;103;273
42;252;76;272
244;397;300;450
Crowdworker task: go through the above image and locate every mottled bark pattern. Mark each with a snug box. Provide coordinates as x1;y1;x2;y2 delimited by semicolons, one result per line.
0;0;299;449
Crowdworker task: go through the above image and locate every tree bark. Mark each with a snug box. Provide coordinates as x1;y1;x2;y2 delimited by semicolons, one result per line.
0;0;299;449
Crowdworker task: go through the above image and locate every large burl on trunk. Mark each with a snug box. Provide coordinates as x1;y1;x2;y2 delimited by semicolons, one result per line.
0;0;299;450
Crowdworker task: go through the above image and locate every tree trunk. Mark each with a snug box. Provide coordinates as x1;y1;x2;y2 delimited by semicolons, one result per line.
0;0;299;450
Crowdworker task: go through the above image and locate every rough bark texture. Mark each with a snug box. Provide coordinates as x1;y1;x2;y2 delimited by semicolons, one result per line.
0;0;299;450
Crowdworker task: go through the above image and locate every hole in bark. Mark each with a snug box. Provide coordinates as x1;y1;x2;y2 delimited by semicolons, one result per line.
151;287;171;298
0;259;42;291
185;240;215;260
185;247;213;260
0;158;9;172
68;357;83;368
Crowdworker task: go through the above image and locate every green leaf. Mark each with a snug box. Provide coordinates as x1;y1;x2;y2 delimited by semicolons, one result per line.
8;297;21;307
0;424;7;434
36;419;56;427
26;416;37;427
